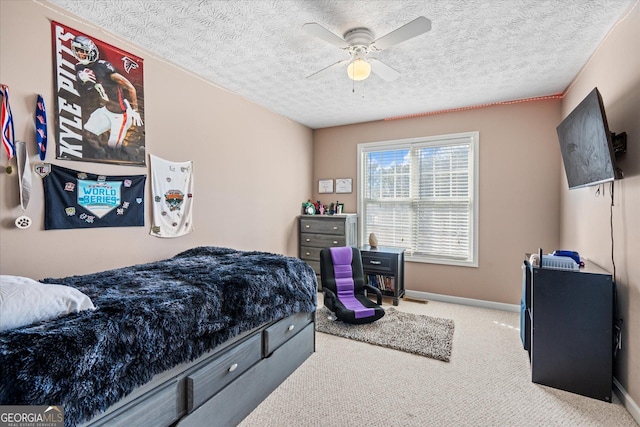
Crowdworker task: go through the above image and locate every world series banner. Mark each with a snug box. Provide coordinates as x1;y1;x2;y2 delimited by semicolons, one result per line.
42;164;146;230
52;21;145;166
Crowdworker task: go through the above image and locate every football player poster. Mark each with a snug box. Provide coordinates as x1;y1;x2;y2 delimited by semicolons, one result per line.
52;21;145;166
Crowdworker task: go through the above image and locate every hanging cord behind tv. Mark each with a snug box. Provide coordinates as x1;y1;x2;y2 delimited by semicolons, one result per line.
610;180;623;357
610;181;616;280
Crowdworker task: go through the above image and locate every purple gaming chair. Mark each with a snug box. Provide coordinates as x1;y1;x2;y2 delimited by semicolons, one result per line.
320;246;385;324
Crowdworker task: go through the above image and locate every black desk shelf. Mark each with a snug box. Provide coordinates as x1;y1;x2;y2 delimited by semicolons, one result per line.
360;246;405;306
522;258;614;402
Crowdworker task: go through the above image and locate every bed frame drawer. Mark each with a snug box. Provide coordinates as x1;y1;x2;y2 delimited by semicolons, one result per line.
187;332;262;412
89;380;180;427
177;322;315;427
263;312;312;356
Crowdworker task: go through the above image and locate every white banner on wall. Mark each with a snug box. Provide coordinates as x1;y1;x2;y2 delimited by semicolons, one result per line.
150;154;194;238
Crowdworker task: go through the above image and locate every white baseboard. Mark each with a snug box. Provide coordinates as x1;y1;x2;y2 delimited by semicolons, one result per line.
404;290;520;312
614;377;640;424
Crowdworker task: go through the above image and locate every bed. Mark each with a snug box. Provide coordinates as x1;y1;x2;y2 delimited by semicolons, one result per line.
0;246;317;427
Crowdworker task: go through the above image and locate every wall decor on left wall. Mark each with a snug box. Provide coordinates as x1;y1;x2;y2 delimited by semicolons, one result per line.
52;21;146;166
42;164;146;230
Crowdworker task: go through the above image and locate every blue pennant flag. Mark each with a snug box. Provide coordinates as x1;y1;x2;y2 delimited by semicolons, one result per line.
35;94;47;161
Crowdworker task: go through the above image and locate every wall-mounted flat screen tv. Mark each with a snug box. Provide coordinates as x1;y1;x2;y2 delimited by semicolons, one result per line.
556;88;618;190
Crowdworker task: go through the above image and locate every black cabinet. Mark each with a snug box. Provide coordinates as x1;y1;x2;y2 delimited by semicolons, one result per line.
360;246;405;306
523;259;614;402
520;261;532;354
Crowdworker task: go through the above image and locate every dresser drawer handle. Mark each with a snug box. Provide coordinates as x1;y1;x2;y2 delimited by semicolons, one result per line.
332;226;338;230
228;363;238;372
305;252;311;256
332;241;338;245
369;260;382;265
287;325;295;331
306;238;311;242
305;225;310;229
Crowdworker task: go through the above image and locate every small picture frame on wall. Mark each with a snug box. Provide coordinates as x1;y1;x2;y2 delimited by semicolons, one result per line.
335;178;352;194
318;179;334;194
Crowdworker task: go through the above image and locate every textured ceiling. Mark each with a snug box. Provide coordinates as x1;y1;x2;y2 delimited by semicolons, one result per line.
48;0;635;129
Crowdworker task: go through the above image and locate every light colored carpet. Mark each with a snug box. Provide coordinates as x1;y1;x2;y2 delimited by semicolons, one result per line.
239;295;638;427
315;306;454;362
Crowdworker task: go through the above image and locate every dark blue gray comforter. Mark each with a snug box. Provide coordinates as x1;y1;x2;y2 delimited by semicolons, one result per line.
0;246;317;426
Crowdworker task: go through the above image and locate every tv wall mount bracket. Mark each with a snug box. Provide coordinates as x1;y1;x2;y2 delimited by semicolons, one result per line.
611;132;627;157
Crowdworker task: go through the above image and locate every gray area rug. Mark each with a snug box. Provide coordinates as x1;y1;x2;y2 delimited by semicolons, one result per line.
316;306;454;362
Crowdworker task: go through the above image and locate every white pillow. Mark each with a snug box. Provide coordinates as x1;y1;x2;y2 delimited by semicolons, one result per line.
0;275;95;332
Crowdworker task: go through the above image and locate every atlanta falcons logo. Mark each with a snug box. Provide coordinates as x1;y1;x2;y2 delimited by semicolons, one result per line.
121;56;139;73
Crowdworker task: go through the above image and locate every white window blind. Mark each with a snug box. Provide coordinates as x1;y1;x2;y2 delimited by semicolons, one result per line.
358;132;478;266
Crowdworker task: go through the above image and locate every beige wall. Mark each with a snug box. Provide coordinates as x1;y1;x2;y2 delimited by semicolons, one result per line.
313;99;563;305
559;2;639;410
0;1;313;278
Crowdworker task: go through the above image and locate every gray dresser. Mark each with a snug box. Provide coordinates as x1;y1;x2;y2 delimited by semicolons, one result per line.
298;214;358;278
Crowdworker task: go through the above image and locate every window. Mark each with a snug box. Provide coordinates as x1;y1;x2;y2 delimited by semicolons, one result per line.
358;132;478;267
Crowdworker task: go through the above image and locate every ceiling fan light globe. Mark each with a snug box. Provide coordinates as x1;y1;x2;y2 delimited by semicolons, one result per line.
347;59;371;81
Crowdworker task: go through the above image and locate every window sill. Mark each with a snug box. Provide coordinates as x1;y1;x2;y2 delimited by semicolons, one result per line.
406;255;478;268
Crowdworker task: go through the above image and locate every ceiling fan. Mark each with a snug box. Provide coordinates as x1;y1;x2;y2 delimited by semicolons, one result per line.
303;16;431;82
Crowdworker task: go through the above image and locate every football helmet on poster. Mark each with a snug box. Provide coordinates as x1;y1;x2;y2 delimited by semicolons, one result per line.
71;36;99;65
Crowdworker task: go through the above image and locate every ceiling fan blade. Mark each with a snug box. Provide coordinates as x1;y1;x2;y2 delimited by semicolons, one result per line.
306;59;349;80
303;22;349;48
371;16;431;51
369;59;401;81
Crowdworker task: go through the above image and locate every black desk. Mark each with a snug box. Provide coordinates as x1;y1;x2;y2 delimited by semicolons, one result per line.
359;246;405;306
523;258;614;402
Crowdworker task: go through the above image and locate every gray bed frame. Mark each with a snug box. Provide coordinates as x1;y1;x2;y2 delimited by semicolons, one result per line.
80;311;315;427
